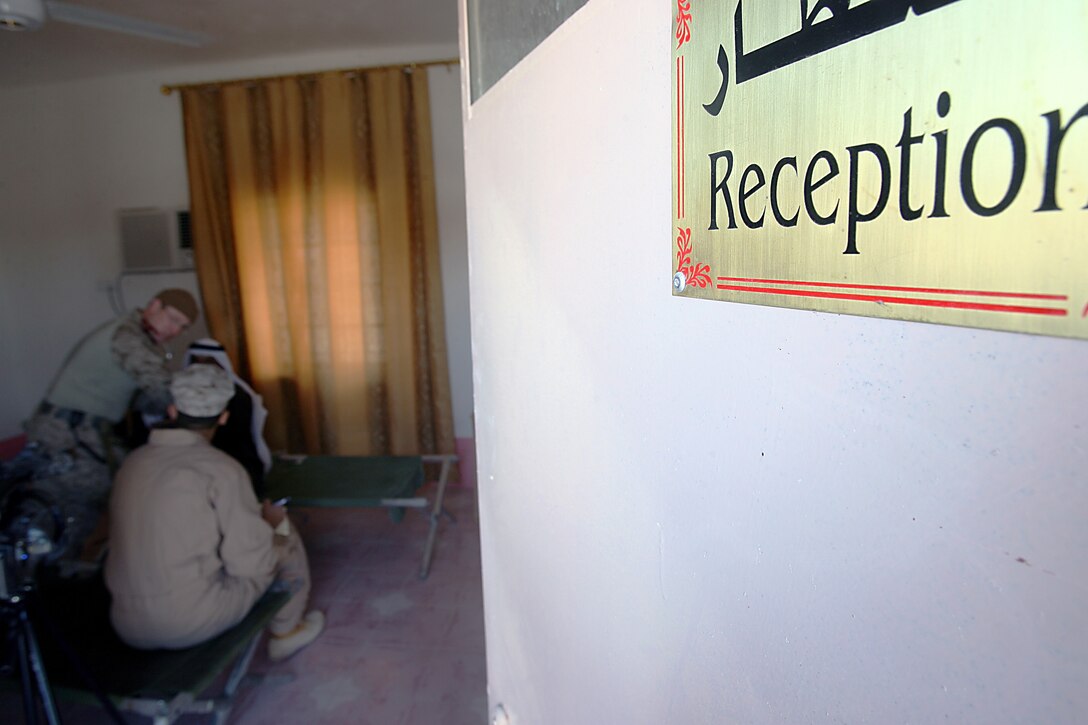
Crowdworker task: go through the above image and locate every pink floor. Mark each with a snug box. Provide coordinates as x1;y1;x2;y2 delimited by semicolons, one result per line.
44;482;488;724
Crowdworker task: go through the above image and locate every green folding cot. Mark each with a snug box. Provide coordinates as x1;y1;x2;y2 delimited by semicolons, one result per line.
22;570;290;725
264;453;458;579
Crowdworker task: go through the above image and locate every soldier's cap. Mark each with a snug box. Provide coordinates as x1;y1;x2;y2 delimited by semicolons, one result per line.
154;288;200;324
170;363;234;418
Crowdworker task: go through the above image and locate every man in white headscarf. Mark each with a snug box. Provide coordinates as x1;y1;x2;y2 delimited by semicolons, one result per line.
182;338;272;497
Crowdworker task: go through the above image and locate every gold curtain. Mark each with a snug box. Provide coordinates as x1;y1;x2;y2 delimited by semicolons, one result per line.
180;69;455;458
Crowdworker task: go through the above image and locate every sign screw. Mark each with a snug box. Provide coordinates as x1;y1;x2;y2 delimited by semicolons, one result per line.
673;271;688;292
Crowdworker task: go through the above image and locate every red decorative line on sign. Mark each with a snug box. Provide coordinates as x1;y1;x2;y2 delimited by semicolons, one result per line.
677;228;712;288
675;0;692;49
715;282;1068;316
676;58;681;216
680;56;685;218
716;276;1068;301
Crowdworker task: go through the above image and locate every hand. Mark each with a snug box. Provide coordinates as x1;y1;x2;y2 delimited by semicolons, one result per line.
261;499;287;527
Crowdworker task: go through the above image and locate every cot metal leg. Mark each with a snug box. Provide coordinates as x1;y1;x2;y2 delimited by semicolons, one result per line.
210;630;299;724
418;455;457;580
205;629;265;724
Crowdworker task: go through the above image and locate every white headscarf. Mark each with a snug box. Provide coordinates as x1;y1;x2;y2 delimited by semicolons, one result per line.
183;338;272;473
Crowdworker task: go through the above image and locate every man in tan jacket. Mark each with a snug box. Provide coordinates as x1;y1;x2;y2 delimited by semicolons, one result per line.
105;363;323;660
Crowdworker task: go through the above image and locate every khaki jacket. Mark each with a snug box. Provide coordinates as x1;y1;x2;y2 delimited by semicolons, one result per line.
105;427;277;649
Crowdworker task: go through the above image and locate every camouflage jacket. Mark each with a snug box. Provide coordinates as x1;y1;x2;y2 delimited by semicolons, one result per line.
111;309;173;416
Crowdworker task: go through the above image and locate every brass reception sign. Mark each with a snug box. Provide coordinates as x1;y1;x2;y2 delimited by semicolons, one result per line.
672;0;1088;339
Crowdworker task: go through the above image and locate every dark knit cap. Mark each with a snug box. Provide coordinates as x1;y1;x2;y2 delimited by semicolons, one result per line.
154;288;199;323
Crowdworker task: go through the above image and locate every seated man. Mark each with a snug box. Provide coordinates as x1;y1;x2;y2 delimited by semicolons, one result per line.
105;364;324;660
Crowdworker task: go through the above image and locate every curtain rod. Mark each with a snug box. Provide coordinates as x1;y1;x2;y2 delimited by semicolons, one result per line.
161;57;459;95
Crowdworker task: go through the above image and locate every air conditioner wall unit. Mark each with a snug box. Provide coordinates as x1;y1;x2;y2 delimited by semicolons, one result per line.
118;207;193;272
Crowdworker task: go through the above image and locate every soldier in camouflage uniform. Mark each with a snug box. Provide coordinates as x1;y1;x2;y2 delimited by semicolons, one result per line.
21;288;200;560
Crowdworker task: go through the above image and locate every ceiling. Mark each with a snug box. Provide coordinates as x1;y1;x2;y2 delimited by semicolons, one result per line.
0;0;460;88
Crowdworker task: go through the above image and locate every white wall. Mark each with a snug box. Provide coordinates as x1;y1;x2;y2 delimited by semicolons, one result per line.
0;43;473;441
462;2;1088;724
